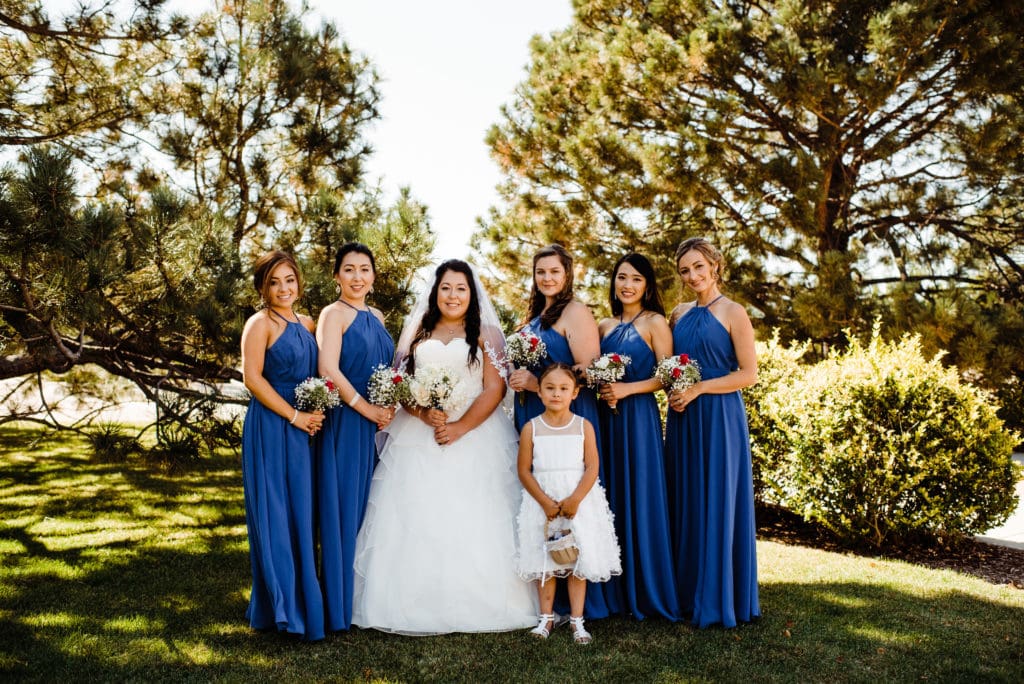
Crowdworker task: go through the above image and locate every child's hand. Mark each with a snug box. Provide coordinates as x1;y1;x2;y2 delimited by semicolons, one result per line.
542;498;560;520
559;497;580;518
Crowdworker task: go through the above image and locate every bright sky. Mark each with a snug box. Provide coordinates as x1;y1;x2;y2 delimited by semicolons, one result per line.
315;1;574;260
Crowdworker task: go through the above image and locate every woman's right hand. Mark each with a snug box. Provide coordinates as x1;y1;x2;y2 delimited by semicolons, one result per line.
293;410;324;436
369;404;395;430
542;498;561;520
507;368;538;393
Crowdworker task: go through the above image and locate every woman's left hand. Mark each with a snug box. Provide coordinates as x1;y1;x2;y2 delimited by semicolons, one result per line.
669;382;702;412
598;382;629;405
434;421;465;446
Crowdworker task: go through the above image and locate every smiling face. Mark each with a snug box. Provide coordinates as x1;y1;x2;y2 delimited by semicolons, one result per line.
614;260;647;308
264;262;299;310
538;366;579;412
436;269;471;323
534;255;568;300
335;251;375;302
676;249;719;297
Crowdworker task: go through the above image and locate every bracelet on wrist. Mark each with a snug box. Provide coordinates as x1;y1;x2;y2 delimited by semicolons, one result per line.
289;408;299;425
348;393;362;408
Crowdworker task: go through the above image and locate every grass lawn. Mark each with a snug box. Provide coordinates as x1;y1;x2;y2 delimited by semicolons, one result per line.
1;426;1022;683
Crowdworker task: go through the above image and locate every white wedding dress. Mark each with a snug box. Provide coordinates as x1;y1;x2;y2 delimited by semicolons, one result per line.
351;338;538;634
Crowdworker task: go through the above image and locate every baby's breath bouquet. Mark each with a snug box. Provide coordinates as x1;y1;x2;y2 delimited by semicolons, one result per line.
366;364;409;407
654;353;702;393
505;330;547;405
407;364;470;414
585;353;631;413
294;376;342;412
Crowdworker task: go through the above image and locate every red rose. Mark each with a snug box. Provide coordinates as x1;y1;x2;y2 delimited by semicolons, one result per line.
679;354;690;364
672;367;682;378
529;338;539;349
325;380;335;391
392;375;403;384
611;354;622;363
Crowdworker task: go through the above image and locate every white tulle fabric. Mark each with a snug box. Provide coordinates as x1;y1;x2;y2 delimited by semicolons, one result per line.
352;338;537;634
516;415;622;583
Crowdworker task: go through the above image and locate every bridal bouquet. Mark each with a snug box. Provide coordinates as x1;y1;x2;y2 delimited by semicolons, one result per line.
294;376;342;412
366;364;409;407
407;364;470;414
654;353;702;393
505;330;547;405
585;353;631;413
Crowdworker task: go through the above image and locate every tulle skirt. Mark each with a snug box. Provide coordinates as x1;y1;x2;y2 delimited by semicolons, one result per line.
351;407;538;634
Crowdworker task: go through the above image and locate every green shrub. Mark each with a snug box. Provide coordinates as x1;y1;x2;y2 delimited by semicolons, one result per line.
746;332;812;502
764;328;1020;548
86;423;140;463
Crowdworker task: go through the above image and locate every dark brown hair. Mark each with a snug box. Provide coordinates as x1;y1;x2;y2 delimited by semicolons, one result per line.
609;252;665;317
538;361;579;387
253;250;303;306
527;244;575;329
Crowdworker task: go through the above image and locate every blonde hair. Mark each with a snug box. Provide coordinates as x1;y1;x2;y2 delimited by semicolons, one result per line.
674;237;724;282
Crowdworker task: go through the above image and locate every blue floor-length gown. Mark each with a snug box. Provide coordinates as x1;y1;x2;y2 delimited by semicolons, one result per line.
241;312;325;641
512;316;611;619
664;299;760;628
317;304;394;632
598;320;679;620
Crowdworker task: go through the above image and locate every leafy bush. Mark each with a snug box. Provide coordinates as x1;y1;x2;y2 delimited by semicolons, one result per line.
762;328;1020;548
745;332;812;502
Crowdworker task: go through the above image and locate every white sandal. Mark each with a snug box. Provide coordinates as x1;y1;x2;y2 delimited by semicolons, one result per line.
529;613;557;639
569;616;592;645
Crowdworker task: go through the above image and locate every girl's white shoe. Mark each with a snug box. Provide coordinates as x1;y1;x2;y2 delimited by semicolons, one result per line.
569;616;592;644
529;613;557;639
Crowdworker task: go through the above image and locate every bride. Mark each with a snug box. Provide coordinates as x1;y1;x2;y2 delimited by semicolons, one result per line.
352;259;538;634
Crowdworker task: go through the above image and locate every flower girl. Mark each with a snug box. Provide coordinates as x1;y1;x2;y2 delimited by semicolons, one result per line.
516;363;621;644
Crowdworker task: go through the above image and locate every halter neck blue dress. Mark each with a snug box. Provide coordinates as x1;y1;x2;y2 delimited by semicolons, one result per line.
664;297;760;628
241;311;324;641
317;303;395;632
512;315;611;620
598;317;679;620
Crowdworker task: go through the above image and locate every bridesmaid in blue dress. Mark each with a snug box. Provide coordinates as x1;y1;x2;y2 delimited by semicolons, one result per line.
595;253;679;621
240;250;326;641
315;243;395;632
664;237;760;628
507;243;611;619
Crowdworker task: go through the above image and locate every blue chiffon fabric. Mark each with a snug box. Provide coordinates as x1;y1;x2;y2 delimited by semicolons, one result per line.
317;307;394;632
664;303;760;628
597;321;679;620
241;315;325;641
512;316;611;619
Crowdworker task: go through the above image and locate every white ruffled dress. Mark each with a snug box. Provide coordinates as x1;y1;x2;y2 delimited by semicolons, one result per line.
516;414;622;582
352;338;537;634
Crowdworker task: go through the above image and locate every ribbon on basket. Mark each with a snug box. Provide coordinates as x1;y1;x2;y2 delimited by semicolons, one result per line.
541;517;579;585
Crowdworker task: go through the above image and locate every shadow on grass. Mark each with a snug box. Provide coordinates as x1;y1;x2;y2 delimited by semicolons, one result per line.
2;426;1021;682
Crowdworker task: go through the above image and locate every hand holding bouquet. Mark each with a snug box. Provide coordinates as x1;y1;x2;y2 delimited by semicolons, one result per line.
654;353;702;394
505;330;547;405
366;364;409;407
293;376;340;440
585;353;631;413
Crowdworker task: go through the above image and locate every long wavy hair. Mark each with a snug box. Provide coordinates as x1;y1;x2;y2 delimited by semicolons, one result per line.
526;244;575;329
609;252;665;318
333;241;377;277
253;250;302;307
406;259;482;374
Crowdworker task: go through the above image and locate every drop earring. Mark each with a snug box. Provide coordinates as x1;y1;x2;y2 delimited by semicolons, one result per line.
335;283;341;294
